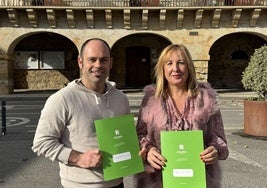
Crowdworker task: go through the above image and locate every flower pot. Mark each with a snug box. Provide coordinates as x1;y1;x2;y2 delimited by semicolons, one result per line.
244;100;267;137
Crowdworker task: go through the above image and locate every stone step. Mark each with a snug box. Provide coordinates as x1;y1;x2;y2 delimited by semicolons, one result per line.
125;91;249;115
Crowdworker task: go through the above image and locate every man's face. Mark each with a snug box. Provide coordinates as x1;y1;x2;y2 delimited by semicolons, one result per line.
78;40;112;86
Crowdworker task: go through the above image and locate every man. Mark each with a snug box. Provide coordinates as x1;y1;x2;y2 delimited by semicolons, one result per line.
32;38;130;188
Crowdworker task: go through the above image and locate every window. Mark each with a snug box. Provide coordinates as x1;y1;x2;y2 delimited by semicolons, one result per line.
231;50;249;60
40;51;65;69
14;51;65;69
14;51;39;69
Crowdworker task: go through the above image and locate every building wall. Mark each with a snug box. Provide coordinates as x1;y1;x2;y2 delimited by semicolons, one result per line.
0;5;267;93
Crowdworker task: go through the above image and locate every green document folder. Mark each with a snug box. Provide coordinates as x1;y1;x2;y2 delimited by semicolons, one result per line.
94;114;144;181
161;130;206;188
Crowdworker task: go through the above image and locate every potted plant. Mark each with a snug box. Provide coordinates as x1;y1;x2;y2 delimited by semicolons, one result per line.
241;45;267;137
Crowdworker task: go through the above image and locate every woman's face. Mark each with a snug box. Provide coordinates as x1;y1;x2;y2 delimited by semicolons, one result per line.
163;50;189;89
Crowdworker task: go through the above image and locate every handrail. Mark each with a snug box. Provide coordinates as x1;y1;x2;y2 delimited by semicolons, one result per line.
0;0;266;7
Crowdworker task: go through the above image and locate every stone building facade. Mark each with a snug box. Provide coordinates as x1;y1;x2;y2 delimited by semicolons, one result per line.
0;0;267;94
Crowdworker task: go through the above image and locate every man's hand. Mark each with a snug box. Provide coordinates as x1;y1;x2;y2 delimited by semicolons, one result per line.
68;149;102;168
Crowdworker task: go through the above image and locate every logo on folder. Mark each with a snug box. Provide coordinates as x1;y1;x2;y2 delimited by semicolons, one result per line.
114;129;123;139
115;129;120;136
177;144;187;154
179;144;184;150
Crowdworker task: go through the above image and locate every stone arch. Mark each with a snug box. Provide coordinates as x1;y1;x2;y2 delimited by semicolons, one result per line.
10;32;79;90
208;32;267;89
110;33;171;88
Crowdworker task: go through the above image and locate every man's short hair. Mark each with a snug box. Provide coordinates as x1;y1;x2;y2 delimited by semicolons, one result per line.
79;38;111;57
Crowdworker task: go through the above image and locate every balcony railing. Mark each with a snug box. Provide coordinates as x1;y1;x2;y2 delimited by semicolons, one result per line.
0;0;266;7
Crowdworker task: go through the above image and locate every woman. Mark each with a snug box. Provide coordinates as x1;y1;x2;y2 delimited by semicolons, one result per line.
136;44;229;188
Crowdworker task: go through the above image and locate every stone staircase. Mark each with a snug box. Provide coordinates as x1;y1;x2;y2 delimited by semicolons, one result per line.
125;91;143;120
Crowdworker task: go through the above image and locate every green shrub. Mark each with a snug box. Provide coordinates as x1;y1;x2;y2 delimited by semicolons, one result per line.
241;45;267;101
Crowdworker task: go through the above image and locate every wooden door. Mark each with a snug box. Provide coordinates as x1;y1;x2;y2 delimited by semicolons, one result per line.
126;46;150;88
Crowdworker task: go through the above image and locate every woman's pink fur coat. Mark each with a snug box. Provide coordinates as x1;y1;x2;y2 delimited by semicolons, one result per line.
136;82;229;188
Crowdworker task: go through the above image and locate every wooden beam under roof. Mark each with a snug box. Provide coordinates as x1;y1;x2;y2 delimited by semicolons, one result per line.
66;9;75;28
7;9;18;27
26;9;37;28
46;9;56;28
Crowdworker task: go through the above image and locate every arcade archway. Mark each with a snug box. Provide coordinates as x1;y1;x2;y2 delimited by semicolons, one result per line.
13;32;79;90
208;33;267;89
110;33;171;88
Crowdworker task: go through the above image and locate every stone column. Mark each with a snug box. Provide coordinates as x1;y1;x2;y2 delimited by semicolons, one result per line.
0;55;14;95
194;60;208;82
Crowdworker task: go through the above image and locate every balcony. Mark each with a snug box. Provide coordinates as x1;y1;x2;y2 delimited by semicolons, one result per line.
0;0;265;29
0;0;266;7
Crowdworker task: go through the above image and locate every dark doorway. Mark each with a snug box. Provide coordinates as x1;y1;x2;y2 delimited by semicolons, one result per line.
126;46;150;88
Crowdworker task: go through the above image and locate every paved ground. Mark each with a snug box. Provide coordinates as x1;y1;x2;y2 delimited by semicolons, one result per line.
0;89;266;188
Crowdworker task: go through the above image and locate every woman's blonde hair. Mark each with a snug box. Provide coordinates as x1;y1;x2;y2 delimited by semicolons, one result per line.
154;44;198;98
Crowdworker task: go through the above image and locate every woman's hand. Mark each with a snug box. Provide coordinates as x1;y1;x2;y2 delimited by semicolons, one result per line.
200;145;218;165
139;147;147;161
146;147;166;169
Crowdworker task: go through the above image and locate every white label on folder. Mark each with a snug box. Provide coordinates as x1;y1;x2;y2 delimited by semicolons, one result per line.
112;152;131;163
173;169;193;177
